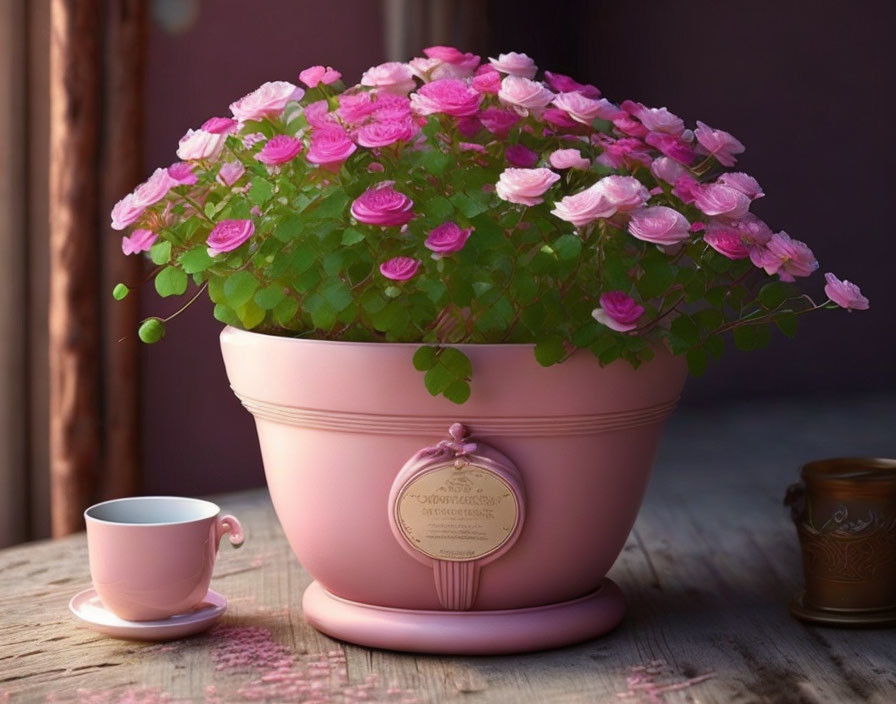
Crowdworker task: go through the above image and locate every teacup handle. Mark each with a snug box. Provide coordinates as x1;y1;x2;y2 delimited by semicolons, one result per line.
216;514;245;549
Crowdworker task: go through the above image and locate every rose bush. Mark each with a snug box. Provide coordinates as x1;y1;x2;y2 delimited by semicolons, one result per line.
112;48;868;403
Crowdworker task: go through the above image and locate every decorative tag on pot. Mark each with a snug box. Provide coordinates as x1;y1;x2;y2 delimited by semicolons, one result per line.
388;423;526;610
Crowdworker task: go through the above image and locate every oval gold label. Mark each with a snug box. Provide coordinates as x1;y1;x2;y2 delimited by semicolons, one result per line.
395;463;520;562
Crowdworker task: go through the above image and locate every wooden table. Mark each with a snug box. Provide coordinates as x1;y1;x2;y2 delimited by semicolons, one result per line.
2;397;895;703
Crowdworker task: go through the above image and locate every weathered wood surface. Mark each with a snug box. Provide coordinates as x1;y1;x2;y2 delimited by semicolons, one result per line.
1;397;895;703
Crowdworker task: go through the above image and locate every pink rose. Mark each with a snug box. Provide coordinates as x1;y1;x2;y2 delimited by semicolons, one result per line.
121;228;157;255
457;117;482;138
612;114;650;138
242;132;266;149
597;175;650;212
693;183;751;218
351;184;414;226
356;119;416;148
644;132;696;165
471;68;502;94
628;206;690;245
551;184;615;227
596;137;652;169
489;52;537;79
727;213;773;246
650;156;686;185
694;120;745;167
361;62;416;95
230;81;302;121
749;231;817;280
542;107;581;129
177;128;227;160
495;167;560;206
543;71;600;98
111;193;144;230
201;117;238;134
592;291;644;332
255;135;304;165
824;273;869;311
552;92;623;124
498;75;555;115
299;65;341;88
303;100;335;128
216;161;246;187
703;224;751;259
425;222;473;255
506;144;539;168
717;172;764;200
206;219;255;257
306;126;357;167
549;148;589;170
380;256;421;281
421;46;480;77
410;78;482;117
672;174;701;204
460;142;487;154
133;168;176;208
337;92;378;124
167;161;197;185
372;93;412;122
478;107;519;136
622;101;684;135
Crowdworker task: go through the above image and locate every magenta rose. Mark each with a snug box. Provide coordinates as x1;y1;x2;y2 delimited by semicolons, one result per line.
596;137;652;169
703;225;751;260
111;193;144;230
361;62;416;95
498;76;555;115
410;78;482;117
613;114;650;138
201;117;238;134
167;161;197;185
121;228;157;255
379;256;421;281
544;71;600;98
307;126;357;167
372;93;413;122
230;81;302;122
478;107;519;136
506;144;539;168
299;65;341;88
351;184;414;226
549;148;590;170
543;107;581;129
304;100;336;128
425;222;473;255
824;273;869;311
357;119;416;148
592;291;644;332
255;135;304;166
644;132;696;165
495;167;560;206
471;67;502;94
216;161;246;187
627;206;691;245
206;219;255;257
337;92;378;124
488;52;537;78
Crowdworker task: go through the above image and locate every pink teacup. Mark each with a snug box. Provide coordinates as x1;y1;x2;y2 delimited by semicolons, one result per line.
84;496;244;621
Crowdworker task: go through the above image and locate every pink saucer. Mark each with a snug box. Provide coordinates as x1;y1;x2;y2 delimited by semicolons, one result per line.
69;587;227;641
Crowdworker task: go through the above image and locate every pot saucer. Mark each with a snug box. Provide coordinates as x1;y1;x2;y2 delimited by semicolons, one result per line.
69;587;227;641
790;592;896;628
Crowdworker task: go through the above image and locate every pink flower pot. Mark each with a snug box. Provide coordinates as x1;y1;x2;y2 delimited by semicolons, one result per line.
220;326;687;653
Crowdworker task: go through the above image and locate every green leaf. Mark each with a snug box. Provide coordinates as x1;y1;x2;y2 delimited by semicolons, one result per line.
553;234;582;261
420;150;452;176
248;178;275;206
213;303;241;327
273;215;304;242
422;196;454;221
733;323;772;351
180;247;214;274
138;318;165;344
223;270;259;308
670;315;699;348
154;266;188;297
340;227;365;246
149;240;172;266
534;336;566;367
759;281;797;310
686;347;708;376
237;299;266;329
112;283;129;300
705;334;725;359
313;188;349;220
254;285;286;310
273;296;299;325
439;348;472;379
319;279;353;312
424;364;454;395
638;259;677;300
443;380;471;405
450;192;488;218
289;242;318;274
775;311;798;338
413;346;438;371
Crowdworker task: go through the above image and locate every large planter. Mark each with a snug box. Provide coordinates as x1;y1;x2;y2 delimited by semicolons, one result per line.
221;326;687;653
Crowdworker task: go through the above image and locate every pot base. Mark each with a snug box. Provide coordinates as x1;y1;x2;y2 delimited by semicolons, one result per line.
790;592;896;628
302;579;626;654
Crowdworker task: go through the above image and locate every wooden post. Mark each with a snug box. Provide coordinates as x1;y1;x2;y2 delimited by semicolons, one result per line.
48;0;102;536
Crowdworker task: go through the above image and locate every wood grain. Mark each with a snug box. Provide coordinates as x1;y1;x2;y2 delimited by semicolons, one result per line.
1;398;895;702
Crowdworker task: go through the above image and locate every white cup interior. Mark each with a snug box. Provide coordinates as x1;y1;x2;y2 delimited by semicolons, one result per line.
85;496;219;525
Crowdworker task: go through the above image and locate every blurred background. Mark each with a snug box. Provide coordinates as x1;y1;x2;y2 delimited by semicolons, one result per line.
1;0;893;546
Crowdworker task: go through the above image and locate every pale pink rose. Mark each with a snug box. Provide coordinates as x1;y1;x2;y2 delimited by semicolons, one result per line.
242;132;266;149
592;291;644;332
206;219;255;257
425;222;473;254
361;62;416;95
201;117;238;134
650;156;686;185
356;119;416;148
596;175;650;212
410;78;482;117
299;65;341;88
167;161;197;185
459;142;487;154
420;46;480;78
133;168;177;208
621;101;684;135
498;76;555;115
727;213;773;246
550;148;590;170
351;184;414;226
627;206;690;245
693;183;751;218
336;92;378;124
111;193;144;230
824;273;869;311
471;67;502;94
749;231;817;280
408;57;443;81
379;256;421;281
506;144;539;168
495;167;560;206
255;135;304;165
542;107;581;129
230;81;302;121
121;228;157;255
551;183;616;227
645;132;696;165
553;92;623;124
216;161;246;187
717;172;764;199
176;128;227;160
489;52;537;79
478;107;519;136
694;120;745;167
543;71;600;98
703;224;751;259
307;126;357;166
